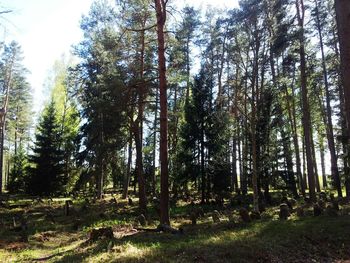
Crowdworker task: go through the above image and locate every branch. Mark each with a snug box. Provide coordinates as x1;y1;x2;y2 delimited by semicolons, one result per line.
0;10;12;15
125;23;157;32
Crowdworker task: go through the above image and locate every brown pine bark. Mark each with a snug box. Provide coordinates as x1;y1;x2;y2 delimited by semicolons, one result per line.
97;113;104;199
314;0;342;196
134;25;147;214
251;29;260;213
335;0;350;198
296;0;316;201
155;0;169;225
122;131;133;199
335;0;350;138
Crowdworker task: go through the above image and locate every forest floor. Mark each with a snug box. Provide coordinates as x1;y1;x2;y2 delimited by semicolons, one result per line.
0;192;350;263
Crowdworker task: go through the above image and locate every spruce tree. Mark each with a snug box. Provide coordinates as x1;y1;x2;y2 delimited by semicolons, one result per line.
7;145;27;193
26;101;64;196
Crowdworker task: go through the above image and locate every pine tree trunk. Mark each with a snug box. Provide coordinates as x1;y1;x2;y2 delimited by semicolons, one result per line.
290;78;305;195
152;89;158;197
232;136;238;191
333;26;350;198
335;0;350;138
319;137;327;188
251;34;260;213
122;131;133;199
134;27;147;214
200;127;205;204
281;128;298;198
155;0;169;225
97;112;104;199
296;0;316;201
315;0;342;196
311;133;321;192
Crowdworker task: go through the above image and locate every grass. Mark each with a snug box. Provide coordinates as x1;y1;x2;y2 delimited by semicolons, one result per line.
0;193;349;262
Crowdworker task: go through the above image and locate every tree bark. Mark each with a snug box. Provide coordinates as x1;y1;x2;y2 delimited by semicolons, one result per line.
311;132;321;192
152;88;158;197
315;0;342;196
319;137;327;188
335;0;350;138
123;129;133;199
296;0;316;201
155;0;169;225
134;25;147;214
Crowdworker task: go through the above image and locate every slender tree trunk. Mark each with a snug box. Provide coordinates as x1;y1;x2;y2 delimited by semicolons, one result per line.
232;136;238;190
200;126;205;204
237;124;242;190
185;37;190;104
311;133;321;192
281;128;298;198
97;114;104;199
296;0;316;201
0;52;15;194
242;94;248;194
134;26;147;214
152;88;158;197
284;76;305;196
123;131;133;199
0;126;4;193
155;0;169;225
315;0;342;196
251;33;260;213
319;137;327;188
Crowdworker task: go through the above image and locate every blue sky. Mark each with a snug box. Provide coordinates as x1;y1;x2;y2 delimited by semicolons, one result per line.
0;0;238;113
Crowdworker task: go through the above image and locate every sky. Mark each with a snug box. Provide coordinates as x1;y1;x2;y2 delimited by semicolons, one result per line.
0;0;238;114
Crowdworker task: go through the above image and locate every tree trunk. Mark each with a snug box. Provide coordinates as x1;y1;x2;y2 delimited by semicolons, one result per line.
319;137;327;188
315;0;342;196
311;132;321;192
152;88;158;197
200;126;205;204
335;0;350;138
232;136;238;191
281;128;298;198
122;131;133;199
251;34;260;213
332;25;350;198
296;0;316;201
97;113;104;199
134;26;147;214
0;126;3;193
155;0;169;225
